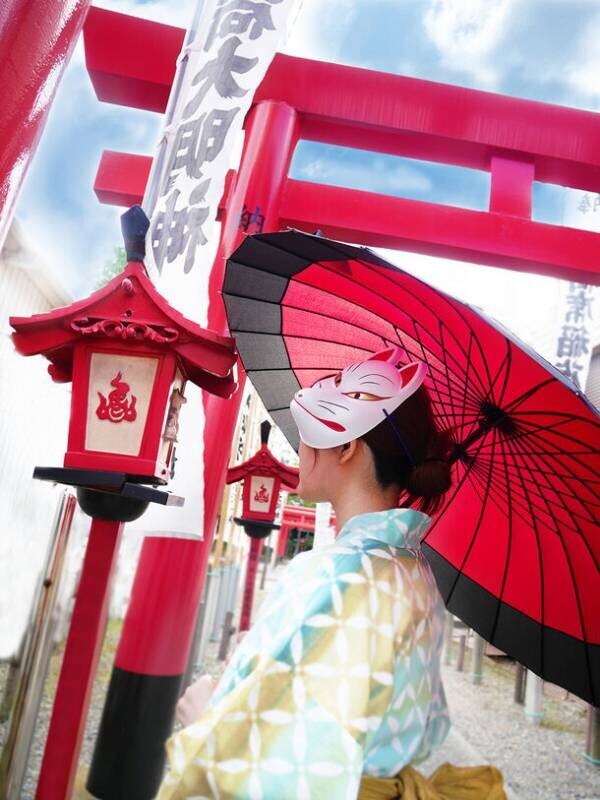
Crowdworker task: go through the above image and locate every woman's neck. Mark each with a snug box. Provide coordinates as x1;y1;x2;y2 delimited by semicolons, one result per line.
332;484;400;532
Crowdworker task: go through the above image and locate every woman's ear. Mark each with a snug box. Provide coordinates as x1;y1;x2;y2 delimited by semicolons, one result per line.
339;439;359;464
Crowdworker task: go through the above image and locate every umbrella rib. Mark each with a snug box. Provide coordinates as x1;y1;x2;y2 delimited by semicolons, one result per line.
505;430;600;572
508;417;600;481
243;250;494;400
503;435;596;704
228;287;485;409
471;455;600;518
438;322;464;433
430;430;497;604
502;378;557;414
353;256;496;397
485;432;514;650
501;433;547;686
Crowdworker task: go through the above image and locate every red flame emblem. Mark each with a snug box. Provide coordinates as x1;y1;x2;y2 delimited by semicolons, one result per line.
253;484;270;504
96;371;137;423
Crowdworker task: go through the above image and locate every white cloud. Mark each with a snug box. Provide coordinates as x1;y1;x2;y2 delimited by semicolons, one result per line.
561;12;600;108
300;155;432;195
93;0;198;28
423;0;513;87
283;0;358;62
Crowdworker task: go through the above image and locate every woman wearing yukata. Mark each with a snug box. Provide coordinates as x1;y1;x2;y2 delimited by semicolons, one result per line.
157;347;505;800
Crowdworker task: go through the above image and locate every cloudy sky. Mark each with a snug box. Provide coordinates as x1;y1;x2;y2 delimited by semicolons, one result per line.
13;0;600;351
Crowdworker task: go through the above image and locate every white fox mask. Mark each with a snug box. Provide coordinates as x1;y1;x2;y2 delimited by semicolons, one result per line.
290;346;427;449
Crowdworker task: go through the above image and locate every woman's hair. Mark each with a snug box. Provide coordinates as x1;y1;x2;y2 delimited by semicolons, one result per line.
361;385;453;515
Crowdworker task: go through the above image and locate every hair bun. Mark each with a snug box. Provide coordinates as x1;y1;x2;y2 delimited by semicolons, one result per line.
406;458;452;500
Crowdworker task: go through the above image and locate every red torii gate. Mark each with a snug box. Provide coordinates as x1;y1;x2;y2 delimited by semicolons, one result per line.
277;505;337;560
85;7;600;284
80;14;600;782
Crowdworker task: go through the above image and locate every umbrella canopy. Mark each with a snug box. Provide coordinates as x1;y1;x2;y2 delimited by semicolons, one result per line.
223;230;600;705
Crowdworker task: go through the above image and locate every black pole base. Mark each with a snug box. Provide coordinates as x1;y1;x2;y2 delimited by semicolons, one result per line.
234;517;280;540
33;466;184;522
87;666;183;800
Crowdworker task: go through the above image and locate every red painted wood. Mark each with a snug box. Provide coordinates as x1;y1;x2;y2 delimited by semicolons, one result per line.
83;6;183;113
258;55;600;192
82;9;600;191
92;153;600;284
0;0;90;248
202;100;300;551
489;156;534;218
35;518;123;800
115;537;203;675
280;179;600;285
276;524;290;559
94;150;152;206
239;537;264;632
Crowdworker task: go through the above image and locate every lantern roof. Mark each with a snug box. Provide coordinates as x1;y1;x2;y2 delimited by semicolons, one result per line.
10;260;237;397
226;443;299;490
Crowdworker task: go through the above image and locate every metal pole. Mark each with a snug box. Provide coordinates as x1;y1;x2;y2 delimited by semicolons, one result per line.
584;706;600;766
514;662;527;704
470;633;484;684
0;491;76;800
456;631;467;672
525;670;544;725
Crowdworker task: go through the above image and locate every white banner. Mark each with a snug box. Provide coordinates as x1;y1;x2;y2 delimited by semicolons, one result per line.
133;0;298;538
146;0;299;324
554;190;599;389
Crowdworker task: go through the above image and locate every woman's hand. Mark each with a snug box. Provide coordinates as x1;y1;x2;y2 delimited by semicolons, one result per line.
176;674;216;728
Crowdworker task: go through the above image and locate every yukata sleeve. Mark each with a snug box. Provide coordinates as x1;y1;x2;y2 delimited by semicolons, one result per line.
156;548;402;800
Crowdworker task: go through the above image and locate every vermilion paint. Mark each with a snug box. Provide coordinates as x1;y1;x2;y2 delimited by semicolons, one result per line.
0;0;91;250
35;518;123;800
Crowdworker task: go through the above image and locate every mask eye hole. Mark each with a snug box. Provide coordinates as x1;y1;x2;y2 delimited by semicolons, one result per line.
342;391;385;401
334;373;342;387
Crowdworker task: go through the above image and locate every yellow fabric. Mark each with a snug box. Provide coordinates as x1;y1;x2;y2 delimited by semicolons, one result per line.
359;762;506;800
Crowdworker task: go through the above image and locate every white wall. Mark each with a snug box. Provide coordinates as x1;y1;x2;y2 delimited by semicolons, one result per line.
0;222;72;658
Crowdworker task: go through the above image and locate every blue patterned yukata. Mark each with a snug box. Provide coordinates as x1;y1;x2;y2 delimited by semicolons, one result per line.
157;508;450;800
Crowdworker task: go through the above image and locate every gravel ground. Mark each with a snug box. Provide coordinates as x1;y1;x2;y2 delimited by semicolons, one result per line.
1;570;599;799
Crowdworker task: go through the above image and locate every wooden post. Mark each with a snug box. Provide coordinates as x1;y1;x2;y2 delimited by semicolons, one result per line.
470;633;484;684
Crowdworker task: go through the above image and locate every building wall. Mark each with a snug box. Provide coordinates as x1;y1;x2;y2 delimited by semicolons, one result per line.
0;220;75;658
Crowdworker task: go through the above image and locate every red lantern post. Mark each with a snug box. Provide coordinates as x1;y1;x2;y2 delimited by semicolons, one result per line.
9;207;236;800
226;421;298;631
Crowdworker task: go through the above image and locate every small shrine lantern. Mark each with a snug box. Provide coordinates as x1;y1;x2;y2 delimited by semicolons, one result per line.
226;420;298;630
10;206;237;518
226;420;299;535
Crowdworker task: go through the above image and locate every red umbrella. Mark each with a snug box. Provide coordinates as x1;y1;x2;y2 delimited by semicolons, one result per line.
223;230;600;705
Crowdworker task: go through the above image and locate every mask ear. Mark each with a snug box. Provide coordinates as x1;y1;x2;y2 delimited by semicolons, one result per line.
398;361;427;387
367;346;404;365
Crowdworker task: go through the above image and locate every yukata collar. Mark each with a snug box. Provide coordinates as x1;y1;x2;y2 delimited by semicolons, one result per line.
335;508;431;550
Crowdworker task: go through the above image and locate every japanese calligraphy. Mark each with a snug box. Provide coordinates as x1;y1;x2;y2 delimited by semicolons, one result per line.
148;0;295;282
151;184;210;274
183;37;258;119
555;282;595;388
577;193;600;214
205;0;283;52
239;203;265;233
168;108;239;180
